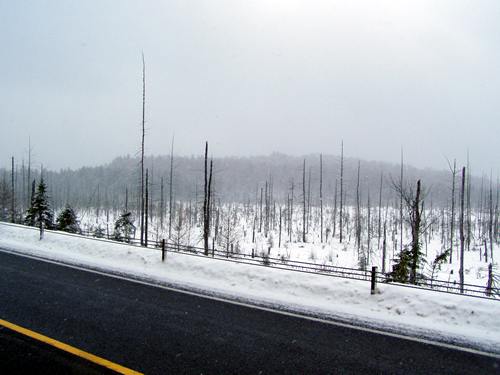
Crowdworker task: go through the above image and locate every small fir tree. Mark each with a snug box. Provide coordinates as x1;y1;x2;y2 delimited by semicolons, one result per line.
113;212;135;243
24;178;53;239
387;247;412;283
93;225;105;238
56;204;80;233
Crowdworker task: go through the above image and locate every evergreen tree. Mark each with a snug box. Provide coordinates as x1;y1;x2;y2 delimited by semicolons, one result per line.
93;225;105;238
387;247;412;283
24;178;54;238
56;204;80;233
113;212;135;243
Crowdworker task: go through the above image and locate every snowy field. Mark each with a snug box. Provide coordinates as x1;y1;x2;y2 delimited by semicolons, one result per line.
77;205;498;287
1;222;499;354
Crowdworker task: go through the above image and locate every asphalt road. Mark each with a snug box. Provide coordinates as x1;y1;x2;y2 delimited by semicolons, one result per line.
0;249;498;374
0;326;115;374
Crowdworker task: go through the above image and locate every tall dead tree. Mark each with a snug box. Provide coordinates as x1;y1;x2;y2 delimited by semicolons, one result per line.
140;52;146;246
367;190;371;265
400;148;404;253
459;167;466;293
27;137;32;208
160;177;164;229
377;172;383;251
289;181;294;242
392;179;425;285
11;156;15;223
278;206;282;248
259;186;263;233
339;141;344;243
145;168;149;247
168;135;174;239
320;153;323;243
332;178;338;238
466;152;472;251
489;171;494;262
203;142;213;255
302;159;306;243
307;167;311;235
356;161;361;254
409;180;423;284
447;159;457;263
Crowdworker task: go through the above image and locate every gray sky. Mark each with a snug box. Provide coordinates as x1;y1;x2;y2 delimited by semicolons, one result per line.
1;0;499;173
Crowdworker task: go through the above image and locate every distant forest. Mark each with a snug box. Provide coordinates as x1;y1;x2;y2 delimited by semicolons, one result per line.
0;152;494;214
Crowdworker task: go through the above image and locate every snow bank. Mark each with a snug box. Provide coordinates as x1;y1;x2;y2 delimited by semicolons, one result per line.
1;223;499;353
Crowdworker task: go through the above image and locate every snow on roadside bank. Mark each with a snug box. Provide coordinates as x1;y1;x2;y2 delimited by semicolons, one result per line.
1;223;499;353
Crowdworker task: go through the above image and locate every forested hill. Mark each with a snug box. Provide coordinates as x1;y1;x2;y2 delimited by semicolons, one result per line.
1;153;490;212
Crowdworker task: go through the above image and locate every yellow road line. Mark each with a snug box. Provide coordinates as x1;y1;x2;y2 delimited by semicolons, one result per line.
0;318;143;375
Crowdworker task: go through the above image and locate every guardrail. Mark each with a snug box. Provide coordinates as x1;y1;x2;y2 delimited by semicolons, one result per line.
79;228;499;300
2;222;498;301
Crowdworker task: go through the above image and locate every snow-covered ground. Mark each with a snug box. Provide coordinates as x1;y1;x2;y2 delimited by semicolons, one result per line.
1;222;499;354
78;205;498;288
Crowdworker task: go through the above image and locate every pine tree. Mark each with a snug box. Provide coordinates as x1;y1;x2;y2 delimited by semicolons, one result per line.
24;178;54;237
56;204;80;233
387;247;412;283
114;212;135;243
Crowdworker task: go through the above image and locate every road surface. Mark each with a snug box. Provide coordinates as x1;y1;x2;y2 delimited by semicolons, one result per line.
0;249;497;374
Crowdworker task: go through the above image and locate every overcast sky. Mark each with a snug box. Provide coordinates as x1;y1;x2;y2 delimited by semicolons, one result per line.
1;0;499;173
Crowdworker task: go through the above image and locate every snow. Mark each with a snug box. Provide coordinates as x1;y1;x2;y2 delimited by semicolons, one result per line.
1;222;499;353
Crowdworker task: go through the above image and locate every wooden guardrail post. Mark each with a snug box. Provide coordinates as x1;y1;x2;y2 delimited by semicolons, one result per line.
371;266;378;294
161;239;166;262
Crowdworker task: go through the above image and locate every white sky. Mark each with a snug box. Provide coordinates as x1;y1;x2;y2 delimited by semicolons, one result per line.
0;0;499;172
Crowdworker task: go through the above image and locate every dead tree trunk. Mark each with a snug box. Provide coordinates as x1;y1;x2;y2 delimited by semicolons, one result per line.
448;159;457;263
489;172;494;262
168;136;174;239
320;153;323;243
203;142;212;255
409;180;422;284
333;179;338;238
459;167;466;293
259;186;263;233
279;206;282;248
11;156;15;223
356;161;361;255
140;53;146;246
400;148;404;253
160;177;164;229
367;190;371;265
339;141;344;243
302;159;306;243
145;169;149;247
466;152;472;251
377;172;383;251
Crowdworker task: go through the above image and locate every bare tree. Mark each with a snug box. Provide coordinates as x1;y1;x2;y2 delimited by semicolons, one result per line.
302;158;306;243
447;158;457;263
355;161;361;254
391;179;426;284
168;135;175;239
459;167;466;293
377;172;383;250
339;141;344;243
11;156;15;223
145;168;149;247
332;178;338;238
319;153;323;243
400;147;404;254
140;52;146;246
203;142;213;255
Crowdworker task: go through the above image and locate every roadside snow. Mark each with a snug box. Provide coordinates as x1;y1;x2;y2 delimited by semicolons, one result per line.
1;223;499;353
